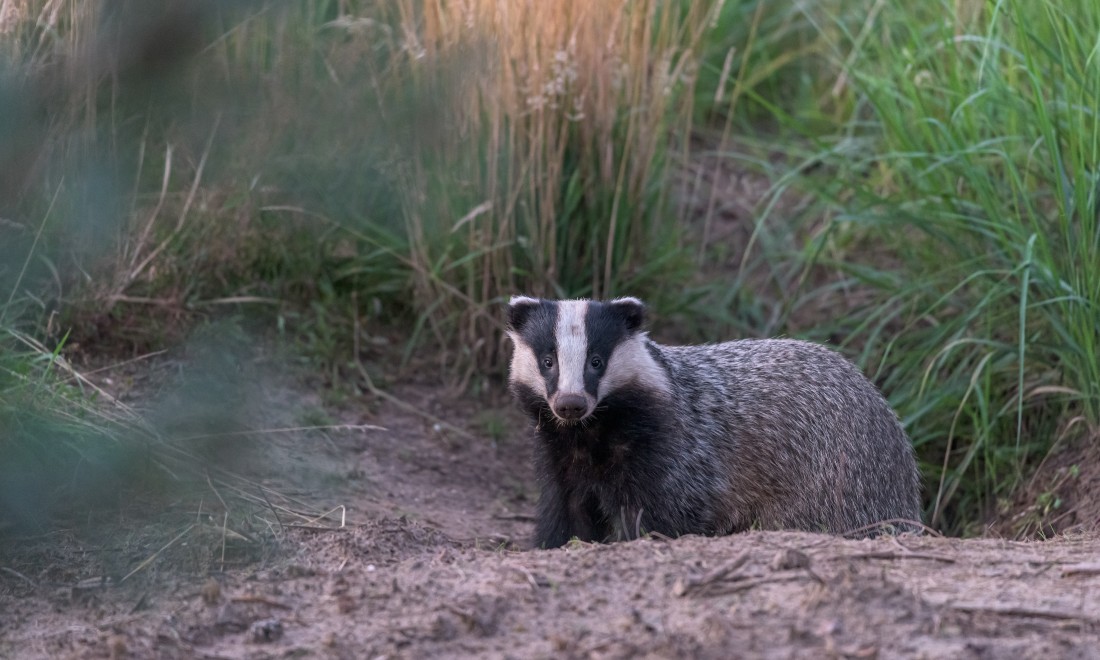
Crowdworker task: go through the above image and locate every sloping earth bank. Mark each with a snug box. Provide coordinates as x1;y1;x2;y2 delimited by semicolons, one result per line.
2;372;1100;659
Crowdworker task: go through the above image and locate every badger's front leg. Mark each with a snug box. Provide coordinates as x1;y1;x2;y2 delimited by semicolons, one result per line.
534;478;608;548
533;477;573;548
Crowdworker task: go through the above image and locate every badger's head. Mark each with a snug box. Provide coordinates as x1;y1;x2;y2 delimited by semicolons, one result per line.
506;296;671;425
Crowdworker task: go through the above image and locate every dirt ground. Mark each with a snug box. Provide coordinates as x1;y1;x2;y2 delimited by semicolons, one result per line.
3;357;1100;660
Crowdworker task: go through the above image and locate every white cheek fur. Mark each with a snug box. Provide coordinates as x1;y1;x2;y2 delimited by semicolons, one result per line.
507;331;547;399
598;333;672;401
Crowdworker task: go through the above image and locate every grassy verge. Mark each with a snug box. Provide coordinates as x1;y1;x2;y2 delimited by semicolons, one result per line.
704;0;1099;534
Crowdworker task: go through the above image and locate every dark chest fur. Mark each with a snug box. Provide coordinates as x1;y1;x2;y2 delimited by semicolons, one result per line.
515;384;703;547
540;391;668;478
521;386;669;465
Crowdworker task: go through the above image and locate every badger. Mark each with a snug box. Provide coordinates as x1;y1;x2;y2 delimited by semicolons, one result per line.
506;295;922;549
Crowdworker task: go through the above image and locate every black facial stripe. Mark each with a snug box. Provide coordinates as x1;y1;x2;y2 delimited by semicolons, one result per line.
516;300;559;397
584;300;634;395
644;341;667;369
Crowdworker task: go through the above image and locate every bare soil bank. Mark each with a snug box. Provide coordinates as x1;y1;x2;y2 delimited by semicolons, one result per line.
3;378;1099;659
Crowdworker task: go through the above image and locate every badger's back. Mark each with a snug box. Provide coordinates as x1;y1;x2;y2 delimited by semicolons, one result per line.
654;339;921;534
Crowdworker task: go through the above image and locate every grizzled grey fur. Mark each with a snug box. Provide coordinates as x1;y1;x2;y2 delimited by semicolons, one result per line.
506;296;922;549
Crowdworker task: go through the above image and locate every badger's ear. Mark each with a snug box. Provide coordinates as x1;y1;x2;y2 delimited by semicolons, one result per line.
508;296;542;332
609;296;646;332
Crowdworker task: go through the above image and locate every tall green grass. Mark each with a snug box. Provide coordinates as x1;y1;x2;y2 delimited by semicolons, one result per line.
369;0;721;374
714;0;1099;533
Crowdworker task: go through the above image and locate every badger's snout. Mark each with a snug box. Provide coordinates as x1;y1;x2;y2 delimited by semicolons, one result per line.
552;393;589;422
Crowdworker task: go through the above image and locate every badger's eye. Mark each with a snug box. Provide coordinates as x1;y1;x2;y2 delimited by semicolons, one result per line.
589;356;604;370
542;355;555;369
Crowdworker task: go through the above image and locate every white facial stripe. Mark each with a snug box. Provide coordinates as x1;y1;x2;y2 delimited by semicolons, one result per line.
555;300;589;395
507;331;547;398
598;333;672;401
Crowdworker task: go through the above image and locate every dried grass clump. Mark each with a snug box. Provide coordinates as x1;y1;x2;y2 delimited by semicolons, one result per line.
386;0;719;369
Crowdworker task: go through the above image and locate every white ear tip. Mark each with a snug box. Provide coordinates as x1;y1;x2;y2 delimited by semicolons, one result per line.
509;295;540;307
610;296;644;306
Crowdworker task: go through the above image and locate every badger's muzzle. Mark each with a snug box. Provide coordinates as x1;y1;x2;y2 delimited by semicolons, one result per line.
552;393;589;422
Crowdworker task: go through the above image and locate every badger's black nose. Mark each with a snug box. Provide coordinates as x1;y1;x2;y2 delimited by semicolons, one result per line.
553;394;588;420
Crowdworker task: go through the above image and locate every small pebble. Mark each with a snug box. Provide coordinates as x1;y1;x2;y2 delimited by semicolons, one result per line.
249;618;284;643
107;634;127;659
770;548;811;571
201;578;221;605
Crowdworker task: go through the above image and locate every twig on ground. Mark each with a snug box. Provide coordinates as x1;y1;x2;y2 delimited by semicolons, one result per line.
681;572;809;598
840;518;943;538
492;513;536;522
59;349;168;382
282;505;347;530
119;523;196;584
259;484;286;533
950;602;1099;624
206;473;229;513
509;565;545;590
0;566;37;587
176;424;385;443
1061;563;1100;577
220;511;228;572
844;551;956;563
673;551;751;597
230;595;292;610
